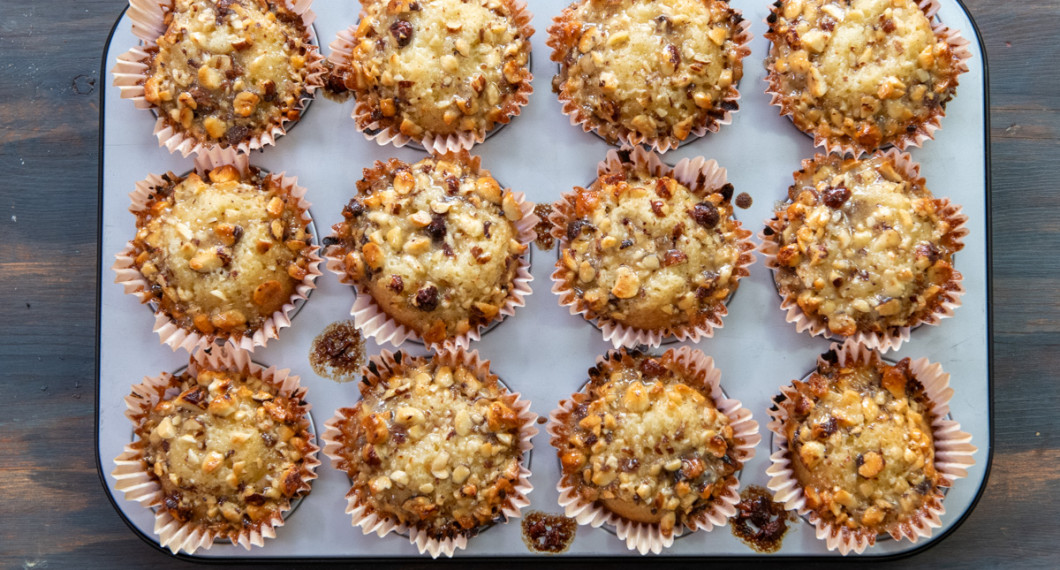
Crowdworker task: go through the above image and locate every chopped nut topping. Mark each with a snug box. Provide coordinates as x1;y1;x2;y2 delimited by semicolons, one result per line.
784;353;941;533
549;0;746;148
765;0;964;152
342;0;532;141
136;366;312;540
130;168;312;341
144;0;316;148
768;153;962;338
327;153;529;346
553;350;740;536
333;356;526;540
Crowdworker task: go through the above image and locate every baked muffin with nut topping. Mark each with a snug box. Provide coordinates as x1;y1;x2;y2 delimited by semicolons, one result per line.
550;349;747;545
128;164;315;348
333;0;533;151
548;0;750;151
552;148;754;347
778;351;943;539
131;360;316;547
323;350;534;554
763;151;965;349
765;0;968;154
328;152;533;348
142;0;319;151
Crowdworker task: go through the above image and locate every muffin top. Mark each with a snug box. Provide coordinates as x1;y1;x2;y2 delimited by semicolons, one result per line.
137;367;313;536
549;0;746;148
768;153;962;338
783;354;941;533
342;0;532;141
554;351;739;535
331;153;528;346
557;158;747;333
766;0;962;153
143;0;315;148
132;165;313;341
334;357;525;539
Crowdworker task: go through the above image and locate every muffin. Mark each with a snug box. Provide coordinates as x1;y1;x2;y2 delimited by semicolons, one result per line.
113;153;321;352
328;0;534;153
761;150;966;351
548;0;751;151
325;152;535;349
113;0;324;156
321;349;536;558
764;0;971;155
551;147;755;348
111;348;319;554
765;341;976;554
548;347;759;554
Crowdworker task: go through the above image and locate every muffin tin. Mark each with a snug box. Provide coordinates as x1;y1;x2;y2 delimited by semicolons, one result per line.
97;0;991;559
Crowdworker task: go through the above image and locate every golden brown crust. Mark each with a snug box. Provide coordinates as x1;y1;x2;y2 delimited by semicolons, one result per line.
764;0;964;154
143;0;317;149
328;152;529;346
330;353;526;540
337;0;533;144
130;165;313;342
778;352;943;535
548;0;747;150
764;152;964;338
551;349;741;536
132;367;313;541
552;154;752;336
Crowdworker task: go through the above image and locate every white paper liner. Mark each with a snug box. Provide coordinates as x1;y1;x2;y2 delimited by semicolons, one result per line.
763;0;973;156
547;4;751;153
327;0;534;153
112;0;326;157
111;347;321;554
324;154;537;350
546;346;760;554
550;147;756;348
112;148;323;353
320;348;537;558
759;149;967;352
764;340;977;555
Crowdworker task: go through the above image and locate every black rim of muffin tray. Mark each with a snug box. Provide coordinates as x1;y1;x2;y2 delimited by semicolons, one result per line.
138;166;320;330
134;362;317;530
94;0;995;562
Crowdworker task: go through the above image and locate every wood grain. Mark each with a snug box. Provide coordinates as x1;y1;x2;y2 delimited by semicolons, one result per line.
1;0;1058;568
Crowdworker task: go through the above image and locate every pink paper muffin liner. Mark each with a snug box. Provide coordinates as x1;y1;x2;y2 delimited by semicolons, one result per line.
547;346;760;554
326;0;534;154
550;146;755;349
111;0;326;157
765;340;976;555
112;148;323;353
325;155;536;350
759;149;967;352
111;347;320;554
763;0;973;156
320;348;537;558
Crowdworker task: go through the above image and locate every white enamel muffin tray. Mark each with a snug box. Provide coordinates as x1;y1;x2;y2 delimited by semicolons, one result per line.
97;0;991;560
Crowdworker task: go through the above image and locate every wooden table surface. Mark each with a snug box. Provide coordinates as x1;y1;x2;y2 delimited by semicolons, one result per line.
1;0;1057;567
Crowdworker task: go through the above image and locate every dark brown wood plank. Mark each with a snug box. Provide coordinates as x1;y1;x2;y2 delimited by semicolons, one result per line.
1;0;1058;568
